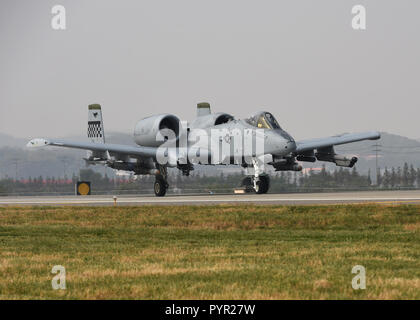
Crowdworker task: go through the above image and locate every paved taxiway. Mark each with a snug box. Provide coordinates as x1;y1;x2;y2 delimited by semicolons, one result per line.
1;190;420;206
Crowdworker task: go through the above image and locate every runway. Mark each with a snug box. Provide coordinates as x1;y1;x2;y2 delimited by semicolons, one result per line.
1;190;420;206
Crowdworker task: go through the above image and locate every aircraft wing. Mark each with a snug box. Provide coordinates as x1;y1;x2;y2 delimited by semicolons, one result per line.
26;138;157;158
294;131;381;153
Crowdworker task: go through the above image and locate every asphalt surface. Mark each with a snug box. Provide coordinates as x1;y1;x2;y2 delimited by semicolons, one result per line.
1;190;420;206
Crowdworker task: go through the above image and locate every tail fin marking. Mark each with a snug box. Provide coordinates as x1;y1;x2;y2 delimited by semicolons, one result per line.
88;104;105;144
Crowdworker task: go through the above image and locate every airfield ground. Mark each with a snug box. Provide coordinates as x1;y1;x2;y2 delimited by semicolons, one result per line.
2;190;420;206
0;204;419;299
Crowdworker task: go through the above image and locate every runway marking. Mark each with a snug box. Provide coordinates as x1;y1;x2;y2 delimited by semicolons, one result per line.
2;196;420;205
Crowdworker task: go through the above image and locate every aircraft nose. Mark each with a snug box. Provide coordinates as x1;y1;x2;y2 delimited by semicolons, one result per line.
286;140;296;152
266;131;296;156
272;129;296;152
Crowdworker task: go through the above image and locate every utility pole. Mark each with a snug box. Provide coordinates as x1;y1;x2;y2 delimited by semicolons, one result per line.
62;159;67;179
11;158;19;182
372;144;382;186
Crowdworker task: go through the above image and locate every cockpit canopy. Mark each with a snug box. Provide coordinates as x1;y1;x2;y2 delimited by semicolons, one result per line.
245;111;282;130
245;111;294;142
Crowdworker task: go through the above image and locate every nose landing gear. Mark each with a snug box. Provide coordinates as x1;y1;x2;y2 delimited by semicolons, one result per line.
240;157;270;194
254;175;270;194
240;175;270;194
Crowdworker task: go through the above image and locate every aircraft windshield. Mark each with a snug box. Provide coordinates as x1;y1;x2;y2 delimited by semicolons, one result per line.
245;112;282;130
264;112;281;129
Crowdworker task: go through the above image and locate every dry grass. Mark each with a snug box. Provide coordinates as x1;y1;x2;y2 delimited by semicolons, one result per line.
0;204;418;299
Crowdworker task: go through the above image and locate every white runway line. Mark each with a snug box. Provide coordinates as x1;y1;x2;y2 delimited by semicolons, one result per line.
2;194;420;205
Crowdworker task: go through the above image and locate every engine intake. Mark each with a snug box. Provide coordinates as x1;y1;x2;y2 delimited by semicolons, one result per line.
134;114;180;147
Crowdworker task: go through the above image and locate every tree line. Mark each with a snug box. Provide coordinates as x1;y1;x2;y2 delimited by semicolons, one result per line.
0;163;419;196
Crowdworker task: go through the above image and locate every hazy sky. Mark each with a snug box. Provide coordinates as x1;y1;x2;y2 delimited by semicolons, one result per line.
1;0;419;140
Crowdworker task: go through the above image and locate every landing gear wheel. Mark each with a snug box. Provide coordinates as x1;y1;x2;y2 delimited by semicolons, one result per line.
240;177;254;193
154;177;167;197
255;175;270;194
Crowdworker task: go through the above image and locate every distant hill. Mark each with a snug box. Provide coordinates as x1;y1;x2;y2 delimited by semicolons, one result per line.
334;132;420;171
1;131;419;179
0;133;27;149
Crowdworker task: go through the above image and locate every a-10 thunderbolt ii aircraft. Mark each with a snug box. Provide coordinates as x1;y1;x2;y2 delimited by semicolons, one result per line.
27;103;380;196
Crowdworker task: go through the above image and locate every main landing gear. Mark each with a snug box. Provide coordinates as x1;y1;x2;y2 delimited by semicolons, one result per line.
154;176;168;197
154;165;169;197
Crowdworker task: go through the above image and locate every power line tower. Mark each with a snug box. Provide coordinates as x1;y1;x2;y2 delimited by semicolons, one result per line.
372;144;382;186
11;158;19;181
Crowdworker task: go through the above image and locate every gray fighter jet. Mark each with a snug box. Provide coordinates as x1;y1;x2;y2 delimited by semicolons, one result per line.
27;103;380;196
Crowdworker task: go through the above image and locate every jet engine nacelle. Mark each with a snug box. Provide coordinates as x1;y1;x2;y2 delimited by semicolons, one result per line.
134;114;180;147
190;112;234;129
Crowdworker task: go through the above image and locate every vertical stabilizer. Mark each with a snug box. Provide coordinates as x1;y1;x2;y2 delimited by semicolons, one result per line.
197;102;211;117
88;104;105;144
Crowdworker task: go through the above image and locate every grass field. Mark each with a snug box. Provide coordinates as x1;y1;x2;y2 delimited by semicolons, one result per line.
0;204;419;299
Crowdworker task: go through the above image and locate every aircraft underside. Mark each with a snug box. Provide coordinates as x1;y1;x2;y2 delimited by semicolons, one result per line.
103;159;272;196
